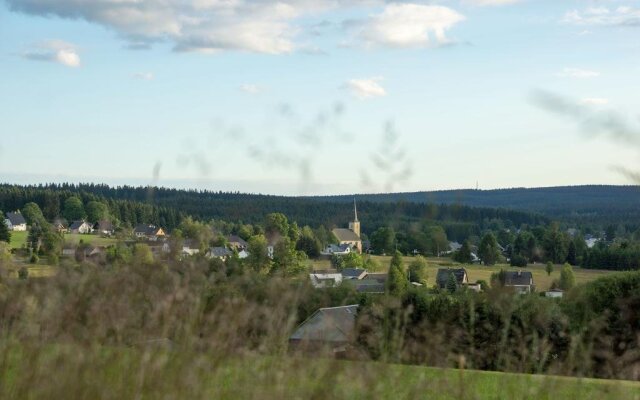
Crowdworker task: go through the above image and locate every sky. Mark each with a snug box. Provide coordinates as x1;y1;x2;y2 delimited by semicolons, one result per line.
1;0;640;195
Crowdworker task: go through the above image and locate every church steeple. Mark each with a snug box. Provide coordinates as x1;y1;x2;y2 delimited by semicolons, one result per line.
349;199;361;238
353;198;358;222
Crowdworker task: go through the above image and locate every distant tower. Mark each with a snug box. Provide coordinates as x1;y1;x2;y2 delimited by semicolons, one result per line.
348;199;361;238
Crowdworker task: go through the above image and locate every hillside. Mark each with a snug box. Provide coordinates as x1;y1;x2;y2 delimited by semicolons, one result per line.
315;185;640;225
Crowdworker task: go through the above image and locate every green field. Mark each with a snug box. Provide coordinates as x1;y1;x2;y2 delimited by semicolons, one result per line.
8;230;28;249
62;233;118;246
308;255;614;291
2;345;639;399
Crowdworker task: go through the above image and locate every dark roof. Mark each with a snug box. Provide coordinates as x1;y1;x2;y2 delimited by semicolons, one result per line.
69;220;88;230
290;305;359;342
209;247;232;258
504;271;533;286
341;268;367;279
332;228;361;242
366;273;388;283
5;212;26;226
134;224;162;235
228;235;248;247
94;220;114;231
350;279;385;293
436;268;467;288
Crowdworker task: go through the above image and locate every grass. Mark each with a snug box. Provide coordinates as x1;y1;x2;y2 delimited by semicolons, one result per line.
2;344;639;399
63;233;118;246
8;230;28;249
308;255;616;291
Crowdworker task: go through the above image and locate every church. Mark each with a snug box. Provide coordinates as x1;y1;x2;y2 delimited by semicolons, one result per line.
332;201;362;254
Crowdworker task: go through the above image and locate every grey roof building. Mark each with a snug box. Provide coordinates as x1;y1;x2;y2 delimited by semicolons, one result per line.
341;268;368;280
5;212;26;226
290;305;359;344
436;268;468;289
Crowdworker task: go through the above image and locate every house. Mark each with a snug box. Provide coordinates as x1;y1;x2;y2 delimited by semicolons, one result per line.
504;271;534;294
94;220;115;236
321;243;352;256
545;289;563;298
68;220;93;234
52;219;67;233
289;305;359;355
436;268;469;289
350;279;385;293
309;270;343;288
148;242;171;257
181;239;200;256
332;200;362;254
341;268;367;280
208;246;232;260
4;211;27;231
227;235;248;251
238;249;250;259
134;224;166;241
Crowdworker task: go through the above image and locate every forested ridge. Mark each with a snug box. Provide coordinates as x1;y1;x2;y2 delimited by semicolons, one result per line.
0;183;546;237
316;185;640;225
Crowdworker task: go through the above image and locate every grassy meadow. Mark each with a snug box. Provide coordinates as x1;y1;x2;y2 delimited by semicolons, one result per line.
308;255;614;291
8;230;28;249
2;345;639;399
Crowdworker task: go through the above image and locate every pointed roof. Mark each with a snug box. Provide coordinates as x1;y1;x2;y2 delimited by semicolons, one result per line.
5;212;26;226
353;198;358;222
289;305;359;343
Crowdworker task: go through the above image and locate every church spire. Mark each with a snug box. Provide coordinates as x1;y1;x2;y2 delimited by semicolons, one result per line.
353;198;358;222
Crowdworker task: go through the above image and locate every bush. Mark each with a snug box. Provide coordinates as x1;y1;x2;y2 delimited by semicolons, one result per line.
18;266;28;280
30;254;39;264
510;255;528;267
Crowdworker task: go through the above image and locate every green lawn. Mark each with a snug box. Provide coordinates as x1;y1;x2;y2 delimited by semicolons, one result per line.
63;233;118;246
309;255;616;291
8;230;28;249
2;344;638;399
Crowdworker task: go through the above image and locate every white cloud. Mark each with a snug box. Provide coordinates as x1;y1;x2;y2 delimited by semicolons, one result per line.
557;67;600;78
465;0;521;6
580;97;609;105
6;0;355;54
21;40;80;67
239;84;263;94
348;4;465;49
564;6;640;26
133;72;154;80
344;77;387;99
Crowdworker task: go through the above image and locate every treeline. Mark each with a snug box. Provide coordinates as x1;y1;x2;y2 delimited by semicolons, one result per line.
318;185;640;226
0;184;547;238
0;185;184;230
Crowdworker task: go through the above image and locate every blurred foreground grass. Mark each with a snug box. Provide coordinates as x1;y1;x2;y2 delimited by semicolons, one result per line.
2;342;638;399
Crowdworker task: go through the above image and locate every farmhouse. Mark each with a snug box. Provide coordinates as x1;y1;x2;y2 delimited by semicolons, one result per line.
4;211;27;231
227;235;248;251
504;271;534;294
289;305;359;355
436;268;469;289
208;246;232;260
182;239;200;256
309;270;343;288
134;224;166;241
332;200;362;254
321;243;352;256
69;220;93;234
94;220;115;236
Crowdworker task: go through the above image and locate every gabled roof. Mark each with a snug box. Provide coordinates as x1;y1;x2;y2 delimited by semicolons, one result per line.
209;246;232;258
290;305;359;342
350;279;385;293
332;228;360;242
436;268;467;288
341;268;367;279
5;212;26;226
504;271;533;286
134;224;162;235
69;220;89;230
94;220;114;231
227;235;248;247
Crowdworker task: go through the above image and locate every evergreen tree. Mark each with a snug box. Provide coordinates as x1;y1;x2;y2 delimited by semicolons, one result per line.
386;251;407;296
0;211;10;243
446;272;458;293
453;240;473;264
566;241;577;265
478;233;500;266
408;256;427;284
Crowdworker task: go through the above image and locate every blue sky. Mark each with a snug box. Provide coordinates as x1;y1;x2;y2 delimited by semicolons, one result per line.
1;0;640;195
